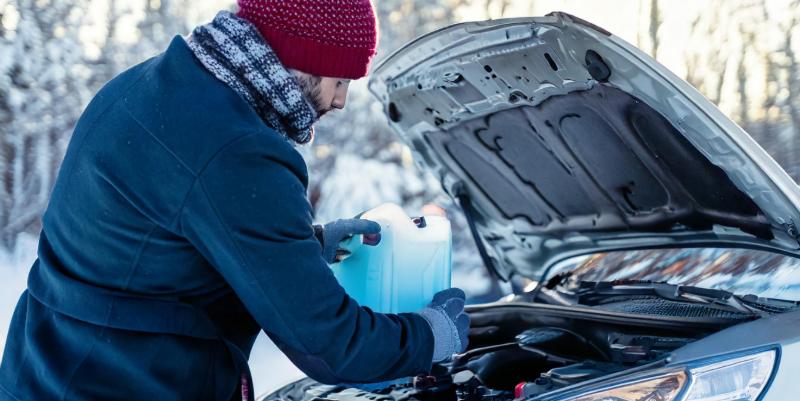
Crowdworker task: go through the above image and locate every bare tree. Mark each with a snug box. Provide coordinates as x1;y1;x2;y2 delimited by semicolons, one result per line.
736;24;753;129
684;14;704;89
0;0;91;251
649;0;661;59
683;0;736;106
757;1;780;138
87;0;125;88
483;0;511;19
782;4;800;141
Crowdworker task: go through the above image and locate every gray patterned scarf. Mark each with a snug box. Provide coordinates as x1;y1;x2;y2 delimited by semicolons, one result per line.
187;11;317;144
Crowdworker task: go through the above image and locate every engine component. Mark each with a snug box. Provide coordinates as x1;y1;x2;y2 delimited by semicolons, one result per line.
411;365;453;393
515;327;606;361
607;334;692;364
514;378;554;399
543;361;623;387
513;361;625;399
453;370;511;401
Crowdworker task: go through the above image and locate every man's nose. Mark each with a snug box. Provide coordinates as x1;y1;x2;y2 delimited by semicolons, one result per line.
332;94;347;109
332;84;349;109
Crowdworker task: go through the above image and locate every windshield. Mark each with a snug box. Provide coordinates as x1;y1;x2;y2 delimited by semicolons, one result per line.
548;248;800;300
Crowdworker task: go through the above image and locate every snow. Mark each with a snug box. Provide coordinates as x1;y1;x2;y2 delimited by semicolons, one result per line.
452;263;493;296
0;233;36;364
248;334;305;396
313;153;431;222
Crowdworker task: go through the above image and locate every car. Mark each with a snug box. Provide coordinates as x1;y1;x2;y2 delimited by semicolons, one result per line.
259;12;800;401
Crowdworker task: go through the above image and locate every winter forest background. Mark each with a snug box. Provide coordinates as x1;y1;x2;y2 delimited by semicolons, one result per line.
1;0;800;395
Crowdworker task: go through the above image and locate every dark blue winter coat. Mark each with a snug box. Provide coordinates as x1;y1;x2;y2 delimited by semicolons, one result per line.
0;36;434;401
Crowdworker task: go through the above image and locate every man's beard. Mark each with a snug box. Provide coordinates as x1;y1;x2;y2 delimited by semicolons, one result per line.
294;74;331;119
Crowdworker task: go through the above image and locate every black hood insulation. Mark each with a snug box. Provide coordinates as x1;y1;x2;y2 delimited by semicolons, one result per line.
427;84;771;239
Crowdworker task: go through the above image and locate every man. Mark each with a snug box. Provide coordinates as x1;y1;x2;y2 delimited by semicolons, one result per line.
0;1;469;400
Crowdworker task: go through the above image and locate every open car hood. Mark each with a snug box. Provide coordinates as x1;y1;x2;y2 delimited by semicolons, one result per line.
367;13;800;280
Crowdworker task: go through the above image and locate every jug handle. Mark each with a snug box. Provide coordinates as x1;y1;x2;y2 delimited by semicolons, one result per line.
332;233;381;264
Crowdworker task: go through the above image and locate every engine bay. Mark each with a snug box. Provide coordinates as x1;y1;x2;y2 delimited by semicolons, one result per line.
263;282;778;401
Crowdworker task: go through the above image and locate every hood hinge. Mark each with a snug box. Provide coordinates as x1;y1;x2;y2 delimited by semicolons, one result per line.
784;220;800;247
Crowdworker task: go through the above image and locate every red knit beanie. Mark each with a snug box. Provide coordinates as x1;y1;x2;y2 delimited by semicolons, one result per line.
236;0;378;80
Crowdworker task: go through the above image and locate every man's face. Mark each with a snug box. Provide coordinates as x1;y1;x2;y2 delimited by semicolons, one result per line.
291;69;351;119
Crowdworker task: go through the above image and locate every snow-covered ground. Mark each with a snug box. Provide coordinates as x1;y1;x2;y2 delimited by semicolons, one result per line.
0;234;303;397
0;234;34;367
248;334;304;396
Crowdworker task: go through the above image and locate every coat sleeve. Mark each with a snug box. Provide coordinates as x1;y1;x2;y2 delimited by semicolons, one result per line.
178;132;434;384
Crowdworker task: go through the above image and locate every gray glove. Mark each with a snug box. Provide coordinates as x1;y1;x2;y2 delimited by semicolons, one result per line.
418;288;470;362
319;218;381;264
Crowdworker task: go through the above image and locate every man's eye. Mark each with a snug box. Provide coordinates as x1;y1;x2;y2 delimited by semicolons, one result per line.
336;81;343;88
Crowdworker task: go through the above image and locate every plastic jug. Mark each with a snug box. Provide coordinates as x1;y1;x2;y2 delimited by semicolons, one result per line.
331;203;452;314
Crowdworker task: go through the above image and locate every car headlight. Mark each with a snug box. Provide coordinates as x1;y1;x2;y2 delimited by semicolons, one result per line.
564;349;776;401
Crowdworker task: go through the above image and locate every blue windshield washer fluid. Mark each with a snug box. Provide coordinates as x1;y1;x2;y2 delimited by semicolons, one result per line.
331;203;452;314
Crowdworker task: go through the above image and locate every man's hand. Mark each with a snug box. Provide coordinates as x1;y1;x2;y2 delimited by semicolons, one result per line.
418;288;470;362
337;288;470;390
320;218;381;264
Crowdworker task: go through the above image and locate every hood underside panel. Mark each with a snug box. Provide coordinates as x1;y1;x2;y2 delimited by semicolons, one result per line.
369;14;800;278
430;84;770;238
